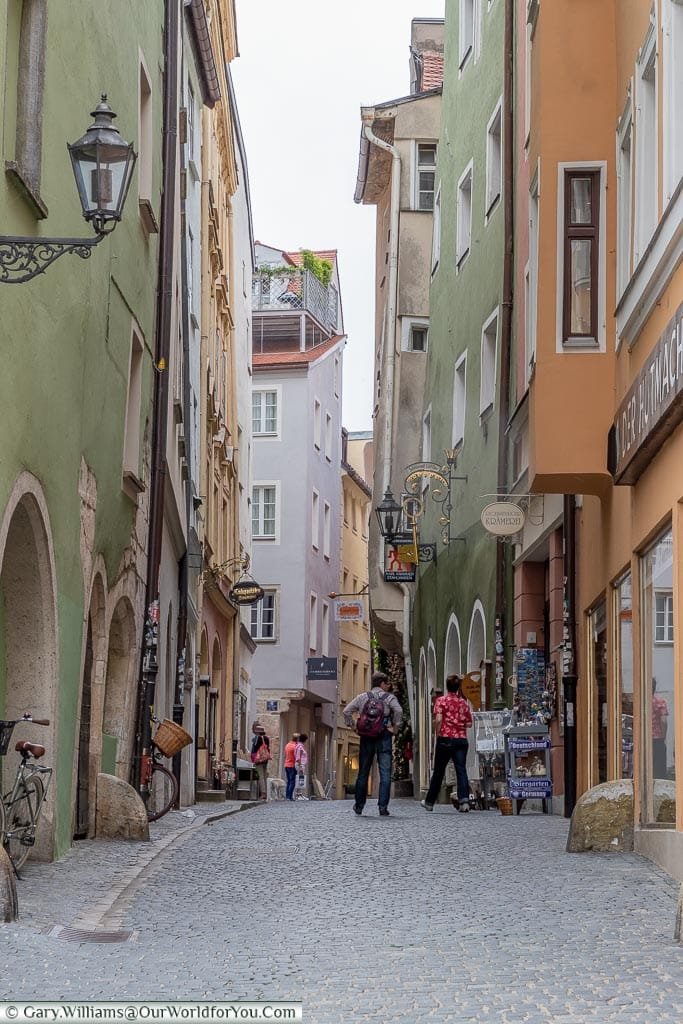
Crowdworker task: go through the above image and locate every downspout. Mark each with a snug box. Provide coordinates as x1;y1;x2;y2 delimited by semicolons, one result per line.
134;0;180;791
361;117;401;495
494;0;515;708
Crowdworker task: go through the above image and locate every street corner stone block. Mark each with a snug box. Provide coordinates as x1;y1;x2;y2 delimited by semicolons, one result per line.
267;777;285;801
96;772;150;841
675;883;683;943
0;846;18;922
566;779;634;853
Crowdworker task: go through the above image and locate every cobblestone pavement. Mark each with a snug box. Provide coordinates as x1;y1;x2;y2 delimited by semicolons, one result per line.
1;798;682;1023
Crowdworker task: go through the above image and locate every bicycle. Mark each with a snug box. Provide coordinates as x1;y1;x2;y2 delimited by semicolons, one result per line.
140;714;190;822
0;713;52;871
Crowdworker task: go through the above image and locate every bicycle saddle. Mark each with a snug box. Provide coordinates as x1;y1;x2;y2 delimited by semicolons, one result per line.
15;741;45;758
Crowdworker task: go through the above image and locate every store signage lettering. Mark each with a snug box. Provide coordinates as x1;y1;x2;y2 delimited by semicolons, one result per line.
384;541;416;583
334;599;364;622
612;302;683;484
480;501;526;537
404;463;449;491
306;657;338;681
229;580;265;605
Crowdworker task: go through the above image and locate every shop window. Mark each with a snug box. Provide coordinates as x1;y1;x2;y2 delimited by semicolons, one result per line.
588;597;608;785
562;170;600;346
640;529;675;824
614;571;634;780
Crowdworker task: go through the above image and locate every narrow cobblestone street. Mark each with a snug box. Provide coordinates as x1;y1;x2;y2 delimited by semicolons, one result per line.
1;800;681;1022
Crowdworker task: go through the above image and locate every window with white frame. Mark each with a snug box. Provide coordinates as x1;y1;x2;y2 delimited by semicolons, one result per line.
138;60;153;205
480;309;498;415
313;398;322;449
616;104;633;298
456;163;473;267
431;186;442;274
123;325;144;479
634;20;657;264
323;501;331;559
402;317;429;352
334;355;340;397
459;0;475;68
252;484;277;539
486;102;502;217
422;408;432;462
252;390;278;435
312;490;320;549
557;164;606;350
453;353;467;445
415;143;437;210
662;0;683;205
655;592;674;644
250;590;277;640
322;601;330;656
325;412;332;461
187;80;196;166
328;284;339;329
352;496;358;533
309;593;318;651
526;169;539;379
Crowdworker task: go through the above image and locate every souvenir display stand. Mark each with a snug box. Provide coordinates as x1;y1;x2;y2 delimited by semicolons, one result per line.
472;710;510;809
229;757;259;800
504;724;552;814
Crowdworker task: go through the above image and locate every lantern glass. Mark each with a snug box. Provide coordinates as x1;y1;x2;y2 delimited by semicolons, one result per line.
375;489;402;539
68;96;136;233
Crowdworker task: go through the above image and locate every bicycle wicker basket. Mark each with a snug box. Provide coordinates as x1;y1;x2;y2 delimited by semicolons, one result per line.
152;719;192;758
0;721;15;757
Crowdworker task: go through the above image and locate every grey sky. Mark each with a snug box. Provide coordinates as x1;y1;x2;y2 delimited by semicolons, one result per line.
232;0;445;432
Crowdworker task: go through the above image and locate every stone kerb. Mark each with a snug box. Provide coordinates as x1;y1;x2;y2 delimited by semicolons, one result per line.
95;773;150;841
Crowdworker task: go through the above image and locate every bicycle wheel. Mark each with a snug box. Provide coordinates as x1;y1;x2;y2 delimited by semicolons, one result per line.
146;763;178;822
5;775;44;870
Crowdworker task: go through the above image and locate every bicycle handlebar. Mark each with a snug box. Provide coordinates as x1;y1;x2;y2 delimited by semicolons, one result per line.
20;714;50;726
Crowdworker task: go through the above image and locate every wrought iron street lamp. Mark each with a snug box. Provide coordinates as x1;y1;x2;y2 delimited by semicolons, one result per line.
0;95;137;284
375;488;402;541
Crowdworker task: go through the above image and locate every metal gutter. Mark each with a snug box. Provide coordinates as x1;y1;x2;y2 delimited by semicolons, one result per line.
184;0;220;107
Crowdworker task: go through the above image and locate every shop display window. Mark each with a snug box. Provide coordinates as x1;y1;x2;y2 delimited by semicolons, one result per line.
640;527;676;826
614;571;634;779
588;597;608;784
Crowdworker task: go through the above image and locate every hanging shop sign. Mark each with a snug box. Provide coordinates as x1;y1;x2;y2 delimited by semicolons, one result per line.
609;301;683;484
334;599;364;622
404;462;449;492
480;501;526;536
306;657;338;681
384;541;416;583
229;579;265;605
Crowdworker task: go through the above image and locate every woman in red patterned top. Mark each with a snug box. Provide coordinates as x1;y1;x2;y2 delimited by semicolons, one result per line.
421;674;473;813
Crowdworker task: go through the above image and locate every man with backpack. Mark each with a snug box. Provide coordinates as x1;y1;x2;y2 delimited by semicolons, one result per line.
343;671;403;816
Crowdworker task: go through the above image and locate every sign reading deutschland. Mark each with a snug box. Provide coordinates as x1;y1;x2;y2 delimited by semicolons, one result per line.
480;501;526;537
229;580;265;605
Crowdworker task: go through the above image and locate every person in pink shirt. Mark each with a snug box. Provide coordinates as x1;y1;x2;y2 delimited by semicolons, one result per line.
421;674;473;813
294;733;308;798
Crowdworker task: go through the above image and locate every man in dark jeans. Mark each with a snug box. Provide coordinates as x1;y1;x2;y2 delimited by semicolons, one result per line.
343;671;403;816
421;674;473;812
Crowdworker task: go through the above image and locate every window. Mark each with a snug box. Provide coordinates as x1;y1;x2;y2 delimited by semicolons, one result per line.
486;102;502;217
655;592;674;644
4;0;48;209
415;143;437;210
352;497;358;533
614;571;634;780
334;355;340;398
343;567;350;593
422;408;432;463
402;317;429;353
634;19;657;264
139;59;153;204
453;353;467;445
252;390;278;436
322;602;330;657
187;81;196;165
187;228;194;318
312;490;320;549
325;412;332;461
616;105;633;298
252;485;277;539
313;398;322;449
123;326;144;481
524;21;532;147
309;593;318;651
662;0;683;205
456;163;473;268
459;0;475;68
323;502;331;559
250;590;276;641
561;168;601;347
526;168;539;378
431;186;442;274
480;309;498;415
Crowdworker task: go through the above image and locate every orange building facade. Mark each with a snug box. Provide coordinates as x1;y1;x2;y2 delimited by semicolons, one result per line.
521;0;682;877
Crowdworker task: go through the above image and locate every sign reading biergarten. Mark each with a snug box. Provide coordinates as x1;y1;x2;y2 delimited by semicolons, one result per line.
611;302;683;484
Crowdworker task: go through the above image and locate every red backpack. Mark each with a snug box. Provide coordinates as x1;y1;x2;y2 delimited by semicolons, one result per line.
356;691;387;738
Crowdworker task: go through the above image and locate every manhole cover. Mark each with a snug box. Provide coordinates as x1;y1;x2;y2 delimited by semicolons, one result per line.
45;925;136;943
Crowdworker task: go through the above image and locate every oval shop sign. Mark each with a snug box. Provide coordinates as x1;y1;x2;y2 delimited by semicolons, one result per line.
480;501;526;537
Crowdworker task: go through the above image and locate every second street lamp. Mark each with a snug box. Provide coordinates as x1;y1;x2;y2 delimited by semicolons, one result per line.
0;95;136;284
375;488;402;541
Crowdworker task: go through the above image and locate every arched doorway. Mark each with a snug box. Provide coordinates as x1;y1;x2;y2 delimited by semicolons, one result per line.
210;636;221;780
467;602;487;707
103;598;137;778
74;574;106;840
0;487;57;860
444;614;462;680
418;649;429;791
196;630;209;783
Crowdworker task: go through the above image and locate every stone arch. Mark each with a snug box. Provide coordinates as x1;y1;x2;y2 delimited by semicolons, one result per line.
467;600;487;707
196;629;210;782
74;569;107;839
209;635;222;764
0;476;58;860
444;614;463;681
103;596;137;778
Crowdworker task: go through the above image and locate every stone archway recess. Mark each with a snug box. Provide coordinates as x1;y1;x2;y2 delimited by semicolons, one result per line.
467;602;487;707
0;482;58;861
103;597;138;780
444;614;463;681
418;650;429;792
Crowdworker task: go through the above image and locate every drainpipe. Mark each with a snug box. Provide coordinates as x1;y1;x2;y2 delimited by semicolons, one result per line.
494;0;515;708
361;116;401;495
133;0;180;791
563;494;578;817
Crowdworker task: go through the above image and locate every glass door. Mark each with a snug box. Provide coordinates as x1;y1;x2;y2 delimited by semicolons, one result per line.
588;598;608;784
613;572;633;779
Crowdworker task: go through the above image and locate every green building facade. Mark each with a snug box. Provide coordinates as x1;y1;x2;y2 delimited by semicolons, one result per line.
0;0;163;856
411;0;509;795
